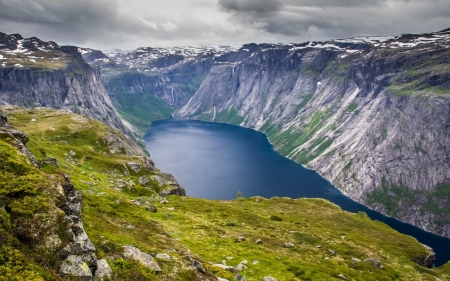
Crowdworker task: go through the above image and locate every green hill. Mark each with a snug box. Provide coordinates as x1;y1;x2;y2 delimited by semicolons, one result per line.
1;106;449;281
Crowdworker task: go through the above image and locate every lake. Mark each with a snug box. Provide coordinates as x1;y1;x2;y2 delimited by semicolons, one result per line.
143;119;450;266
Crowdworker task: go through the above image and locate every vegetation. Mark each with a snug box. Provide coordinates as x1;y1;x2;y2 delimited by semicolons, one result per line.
347;103;358;112
366;178;450;227
1;107;450;280
0;50;70;70
214;107;245;125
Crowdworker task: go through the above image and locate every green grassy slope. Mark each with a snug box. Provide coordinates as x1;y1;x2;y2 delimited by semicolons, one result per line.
2;106;449;280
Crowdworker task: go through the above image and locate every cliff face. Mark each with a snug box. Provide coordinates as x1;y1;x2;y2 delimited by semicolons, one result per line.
177;30;450;237
79;46;240;132
0;33;125;131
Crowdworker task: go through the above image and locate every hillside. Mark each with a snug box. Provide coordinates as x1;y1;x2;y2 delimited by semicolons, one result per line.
1;106;450;280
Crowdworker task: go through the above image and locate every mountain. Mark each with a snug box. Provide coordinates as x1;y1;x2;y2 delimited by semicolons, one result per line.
87;29;450;238
1;106;449;280
0;32;125;132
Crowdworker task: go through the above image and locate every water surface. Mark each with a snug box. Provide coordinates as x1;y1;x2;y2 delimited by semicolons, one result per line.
143;119;450;266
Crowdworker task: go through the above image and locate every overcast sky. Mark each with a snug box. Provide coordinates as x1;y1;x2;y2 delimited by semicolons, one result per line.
1;0;449;50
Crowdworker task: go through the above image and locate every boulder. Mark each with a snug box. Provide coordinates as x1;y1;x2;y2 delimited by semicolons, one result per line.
284;242;294;248
126;162;141;173
94;259;112;280
336;273;348;280
156;253;171;261
60;255;92;281
263;277;278;281
255;239;263;244
235;260;248;272
123;245;161;271
364;258;382;269
138;176;149;186
146;206;157;213
235;273;246;281
212;264;235;272
192;259;205;273
40;157;58;167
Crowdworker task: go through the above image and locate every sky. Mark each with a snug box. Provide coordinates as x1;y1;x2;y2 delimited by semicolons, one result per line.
0;0;449;50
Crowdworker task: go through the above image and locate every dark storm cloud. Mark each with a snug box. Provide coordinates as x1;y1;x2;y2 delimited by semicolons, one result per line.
0;0;449;49
219;0;281;14
217;0;450;40
0;0;145;47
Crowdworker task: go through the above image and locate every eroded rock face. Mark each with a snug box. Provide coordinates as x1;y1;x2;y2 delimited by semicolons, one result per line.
412;244;436;268
0;38;125;132
0;110;8;127
59;175;98;278
153;173;187;196
176;30;450;238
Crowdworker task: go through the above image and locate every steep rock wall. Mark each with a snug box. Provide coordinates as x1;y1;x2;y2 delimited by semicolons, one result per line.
178;41;450;237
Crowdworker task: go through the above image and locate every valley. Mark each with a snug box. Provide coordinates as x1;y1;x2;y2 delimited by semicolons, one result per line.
0;26;449;280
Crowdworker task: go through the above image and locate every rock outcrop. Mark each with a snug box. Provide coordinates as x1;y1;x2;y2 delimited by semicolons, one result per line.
58;174;99;279
0;33;125;132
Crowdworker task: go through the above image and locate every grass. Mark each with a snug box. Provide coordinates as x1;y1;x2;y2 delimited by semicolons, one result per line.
2;106;450;280
214;107;245;125
0;50;70;70
347;103;358;112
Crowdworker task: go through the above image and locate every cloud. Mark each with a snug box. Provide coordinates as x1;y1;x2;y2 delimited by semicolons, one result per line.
0;0;449;49
219;0;281;14
218;0;450;40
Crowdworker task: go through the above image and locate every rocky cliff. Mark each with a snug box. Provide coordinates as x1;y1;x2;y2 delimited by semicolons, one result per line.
0;32;125;132
175;29;450;237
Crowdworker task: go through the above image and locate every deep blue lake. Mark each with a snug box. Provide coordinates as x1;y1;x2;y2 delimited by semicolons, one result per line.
143;119;450;266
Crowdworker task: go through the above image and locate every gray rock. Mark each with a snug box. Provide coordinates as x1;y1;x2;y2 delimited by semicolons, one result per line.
235;274;246;281
255;239;263;244
365;258;382;269
235;260;248;272
192;259;205;273
284;242;294;248
156;253;171;261
127;162;141;173
40;157;58;167
263;277;278;281
138;176;149;186
146;205;157;213
352;257;361;262
328;249;336;255
94;259;112;280
336;273;348;280
237;236;245;242
69;150;76;157
412;244;436;268
212;264;235;272
217;278;229;281
123;245;161;271
60;255;92;281
0;110;8;127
